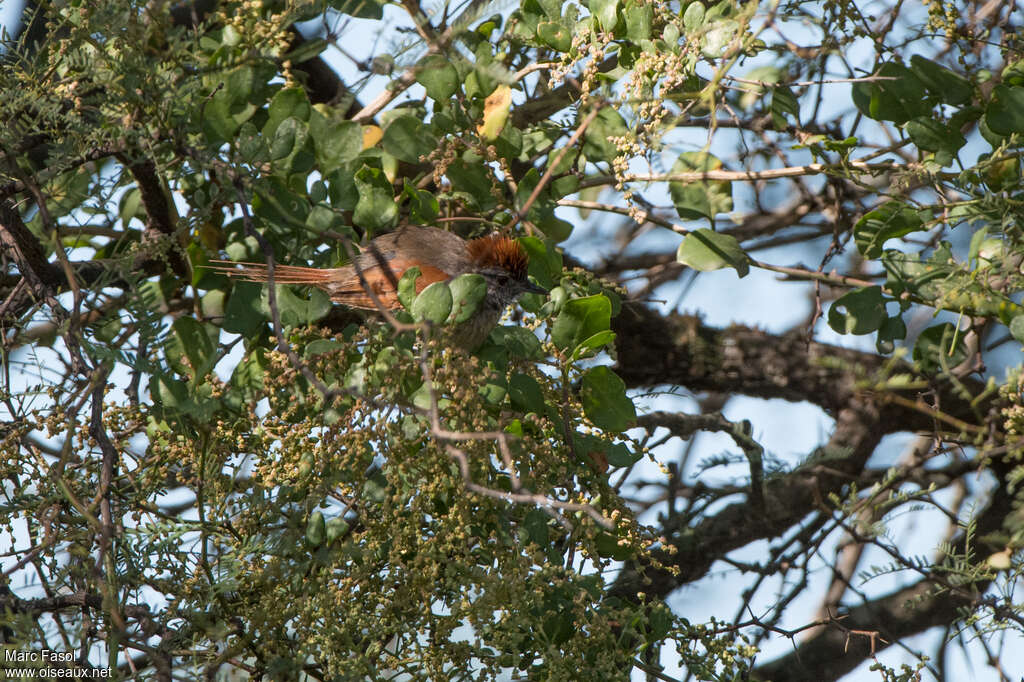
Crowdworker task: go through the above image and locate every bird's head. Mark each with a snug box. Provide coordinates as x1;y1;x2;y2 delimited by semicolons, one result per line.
466;234;547;308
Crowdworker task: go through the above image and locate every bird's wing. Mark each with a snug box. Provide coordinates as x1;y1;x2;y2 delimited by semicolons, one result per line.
325;258;451;310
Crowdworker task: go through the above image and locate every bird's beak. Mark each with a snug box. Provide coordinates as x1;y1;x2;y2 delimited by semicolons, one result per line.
524;280;548;296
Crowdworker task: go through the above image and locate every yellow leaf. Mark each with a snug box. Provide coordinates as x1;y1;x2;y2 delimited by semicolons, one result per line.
362;125;383;149
477;84;511;141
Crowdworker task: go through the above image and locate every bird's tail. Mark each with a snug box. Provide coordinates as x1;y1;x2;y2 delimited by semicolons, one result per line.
204;260;340;286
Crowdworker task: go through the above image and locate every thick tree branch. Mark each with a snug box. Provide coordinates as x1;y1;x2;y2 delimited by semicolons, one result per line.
612;304;986;433
612;396;883;601
117;155;189;277
0;200;58;298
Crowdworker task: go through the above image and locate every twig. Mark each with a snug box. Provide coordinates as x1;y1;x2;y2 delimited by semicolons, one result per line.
514;62;559;81
577;160;957;189
416;346;613;530
723;74;899;88
557;198;689;235
507;104;603;231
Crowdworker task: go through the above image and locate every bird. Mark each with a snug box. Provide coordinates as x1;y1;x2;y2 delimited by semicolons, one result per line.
206;225;546;349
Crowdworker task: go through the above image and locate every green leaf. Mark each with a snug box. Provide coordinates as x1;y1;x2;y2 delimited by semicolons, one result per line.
480;377;507;405
509;373;545;412
551;294;611;353
905;117;966;155
851;62;930;124
416;55;459;101
475;14;503;37
237;122;269;165
1004;60;1024;86
913;323;967;373
411;281;453;324
589;0;619;32
353;165;397;231
227;349;267;407
305;339;346;358
203;87;254;142
701;21;738;58
668;152;733;221
682;2;704;31
270;117;314;173
445;157;497;212
119;187;143;227
910;55;973;106
1010;316;1024;344
311;119;362;170
575;330;616;357
676;228;749;276
594;531;633;560
264;87;311;139
521;508;550;547
223;282;264;336
171;317;218;379
262;285;332;327
985;85;1024;136
397;266;422;310
875;315;907;354
624;0;653;41
536;21;572;52
537;0;564;19
771;85;799;129
581;366;636;432
328;0;384;19
519;236;563;290
383;116;437;164
401;182;439;223
448;273;487;324
325;517;350;544
151;373;189;413
305;512;326;547
324;165;359;211
983;157;1020;192
854;201;926;258
252;176;311;228
604;441;638;467
490;326;543;358
582;107;629;163
306;204;344;234
827;287;888;336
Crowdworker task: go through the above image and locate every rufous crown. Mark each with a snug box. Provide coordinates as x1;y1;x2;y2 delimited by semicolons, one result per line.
466;235;529;279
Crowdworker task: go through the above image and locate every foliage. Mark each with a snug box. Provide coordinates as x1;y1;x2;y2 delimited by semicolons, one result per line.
1;0;1024;680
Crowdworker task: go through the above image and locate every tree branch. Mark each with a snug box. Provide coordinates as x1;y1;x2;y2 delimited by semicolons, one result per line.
612;305;985;433
751;480;1012;681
